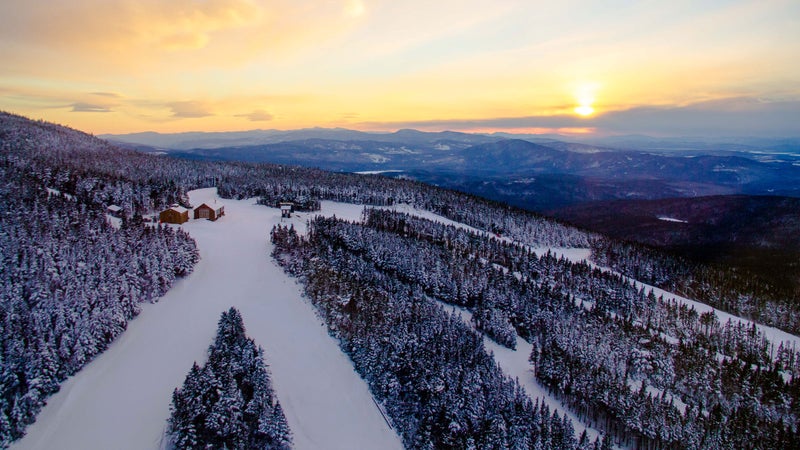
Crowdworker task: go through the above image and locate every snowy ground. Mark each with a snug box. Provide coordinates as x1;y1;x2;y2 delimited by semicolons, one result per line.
16;193;800;450
14;189;403;450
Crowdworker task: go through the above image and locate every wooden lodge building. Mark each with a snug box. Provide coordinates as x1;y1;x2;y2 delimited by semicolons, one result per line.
194;201;225;221
159;205;190;224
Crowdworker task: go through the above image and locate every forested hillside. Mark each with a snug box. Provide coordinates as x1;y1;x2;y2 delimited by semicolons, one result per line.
0;111;584;445
591;239;800;335
0;116;199;443
3;111;800;448
272;210;800;449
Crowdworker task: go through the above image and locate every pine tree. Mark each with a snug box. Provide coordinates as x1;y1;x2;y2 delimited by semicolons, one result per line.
167;309;291;450
267;401;292;450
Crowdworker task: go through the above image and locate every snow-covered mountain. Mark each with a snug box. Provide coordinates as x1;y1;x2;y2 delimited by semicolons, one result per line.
4;112;800;449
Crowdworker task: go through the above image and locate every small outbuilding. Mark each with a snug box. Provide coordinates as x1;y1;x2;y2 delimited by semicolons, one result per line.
280;202;293;218
194;201;225;221
107;204;123;218
160;205;190;224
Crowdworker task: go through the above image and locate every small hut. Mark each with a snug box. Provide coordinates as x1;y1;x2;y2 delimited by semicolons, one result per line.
280;202;293;218
107;204;123;218
194;201;225;221
159;205;190;224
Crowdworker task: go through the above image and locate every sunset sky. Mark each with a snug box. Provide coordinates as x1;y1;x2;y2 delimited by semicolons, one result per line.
1;0;798;136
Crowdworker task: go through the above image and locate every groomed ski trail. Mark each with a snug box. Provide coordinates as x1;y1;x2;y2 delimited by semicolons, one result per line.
13;188;403;450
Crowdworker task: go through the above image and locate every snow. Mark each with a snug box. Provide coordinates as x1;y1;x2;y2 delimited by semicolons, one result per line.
438;302;601;443
19;188;800;450
105;214;122;230
327;200;489;237
657;216;688;224
362;153;389;163
539;248;800;350
166;205;189;214
626;380;688;414
45;187;75;201
196;200;225;209
354;170;404;175
532;247;592;263
14;188;403;450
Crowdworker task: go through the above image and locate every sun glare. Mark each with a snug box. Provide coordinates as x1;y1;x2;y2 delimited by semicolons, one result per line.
572;82;599;117
574;105;594;116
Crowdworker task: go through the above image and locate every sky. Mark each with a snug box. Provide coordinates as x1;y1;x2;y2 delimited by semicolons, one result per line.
0;0;798;137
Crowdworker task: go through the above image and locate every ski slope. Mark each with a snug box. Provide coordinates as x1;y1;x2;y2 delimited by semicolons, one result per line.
15;192;799;450
14;188;403;450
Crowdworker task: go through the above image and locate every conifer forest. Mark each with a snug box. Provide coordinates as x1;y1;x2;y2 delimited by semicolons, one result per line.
1;111;799;448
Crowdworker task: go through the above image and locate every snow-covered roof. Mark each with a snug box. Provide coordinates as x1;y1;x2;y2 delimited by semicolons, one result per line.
107;205;122;212
167;206;189;214
196;201;224;210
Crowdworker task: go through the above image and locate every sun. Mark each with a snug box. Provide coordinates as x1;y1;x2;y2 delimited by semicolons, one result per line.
574;105;595;116
572;82;599;117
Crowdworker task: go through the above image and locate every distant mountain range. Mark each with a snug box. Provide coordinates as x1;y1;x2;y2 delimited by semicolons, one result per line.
104;128;800;154
102;128;498;150
104;129;800;210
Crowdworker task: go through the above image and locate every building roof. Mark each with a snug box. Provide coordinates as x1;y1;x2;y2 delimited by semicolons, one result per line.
107;205;122;212
166;206;189;214
196;201;224;210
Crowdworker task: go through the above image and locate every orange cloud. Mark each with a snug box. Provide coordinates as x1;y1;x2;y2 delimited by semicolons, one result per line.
0;0;365;79
168;101;215;118
236;110;274;121
71;102;113;113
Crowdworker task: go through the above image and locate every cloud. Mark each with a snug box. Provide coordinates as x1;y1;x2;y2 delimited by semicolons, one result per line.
71;102;113;113
89;92;122;98
592;98;800;137
0;0;365;77
236;109;273;121
0;0;261;51
168;101;214;118
357;97;800;137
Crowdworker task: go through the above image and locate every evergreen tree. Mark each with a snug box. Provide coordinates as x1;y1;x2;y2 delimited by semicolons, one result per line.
167;308;291;450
